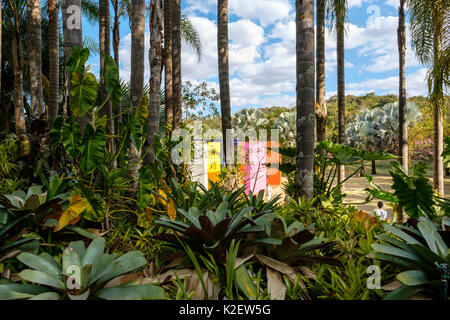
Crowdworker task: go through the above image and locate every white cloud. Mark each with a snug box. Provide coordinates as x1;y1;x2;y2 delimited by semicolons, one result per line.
116;2;428;110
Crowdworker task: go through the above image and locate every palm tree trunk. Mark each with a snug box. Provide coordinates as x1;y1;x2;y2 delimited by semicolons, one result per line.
12;34;26;135
316;0;327;150
398;0;408;174
112;0;122;133
172;0;182;129
164;0;174;125
61;0;89;130
99;0;114;152
371;160;377;175
295;0;315;201
129;0;145;186
337;22;346;190
218;0;232;166
145;0;163;165
27;0;44;118
47;0;59;127
433;22;444;196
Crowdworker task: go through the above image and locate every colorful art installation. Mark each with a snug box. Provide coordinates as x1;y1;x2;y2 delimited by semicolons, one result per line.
207;141;222;186
189;140;281;193
191;140;208;187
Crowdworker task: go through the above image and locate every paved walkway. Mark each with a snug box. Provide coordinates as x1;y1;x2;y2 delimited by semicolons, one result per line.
271;175;450;222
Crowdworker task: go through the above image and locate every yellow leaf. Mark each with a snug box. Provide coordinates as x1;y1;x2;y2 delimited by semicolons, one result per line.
168;199;176;221
55;194;89;232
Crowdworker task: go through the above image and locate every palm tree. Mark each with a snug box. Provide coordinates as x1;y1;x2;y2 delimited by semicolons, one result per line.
129;0;145;184
111;0;128;130
217;0;232;166
316;0;327;149
398;0;408;174
145;0;163;165
172;0;182;129
326;0;348;189
295;0;315;200
99;0;114;150
26;0;43;118
164;0;173;125
409;0;448;196
47;0;59;127
5;0;26;135
62;0;89;130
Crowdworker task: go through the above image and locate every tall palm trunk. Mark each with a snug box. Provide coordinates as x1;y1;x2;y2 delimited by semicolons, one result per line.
172;0;182;129
218;0;232;166
295;0;315;201
433;30;444;195
112;0;122;132
27;0;43;118
47;0;59;127
398;0;408;174
145;0;163;165
337;18;346;190
316;0;327;149
129;0;145;186
99;0;114;151
164;0;174;125
61;0;88;130
12;34;26;135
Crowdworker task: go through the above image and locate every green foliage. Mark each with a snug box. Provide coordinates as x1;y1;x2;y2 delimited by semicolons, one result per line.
371;218;449;300
154;200;280;263
390;162;435;219
0;238;165;300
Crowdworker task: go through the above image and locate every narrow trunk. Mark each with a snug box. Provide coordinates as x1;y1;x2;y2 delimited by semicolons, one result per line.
337;23;346;190
129;0;146;187
145;0;163;165
433;24;444;196
172;0;182;129
295;0;315;200
99;0;114;152
27;0;44;118
398;0;408;174
12;35;26;135
371;160;377;175
218;0;232;166
61;0;88;130
316;0;327;149
164;0;174;125
47;0;59;127
434;102;444;195
112;1;122;132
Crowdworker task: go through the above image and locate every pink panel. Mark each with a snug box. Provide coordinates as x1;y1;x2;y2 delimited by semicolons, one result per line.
244;142;267;195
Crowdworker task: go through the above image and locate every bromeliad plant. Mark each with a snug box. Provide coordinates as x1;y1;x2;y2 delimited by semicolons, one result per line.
0;237;165;300
154;200;280;264
371;217;450;300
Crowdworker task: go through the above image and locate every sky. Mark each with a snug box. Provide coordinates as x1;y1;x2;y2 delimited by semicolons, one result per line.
84;0;430;113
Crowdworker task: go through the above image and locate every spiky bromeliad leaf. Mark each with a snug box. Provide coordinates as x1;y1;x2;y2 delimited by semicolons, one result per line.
79;125;106;175
390;162;434;218
70;72;99;117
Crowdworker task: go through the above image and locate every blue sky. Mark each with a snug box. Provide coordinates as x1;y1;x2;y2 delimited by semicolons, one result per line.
84;0;429;113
